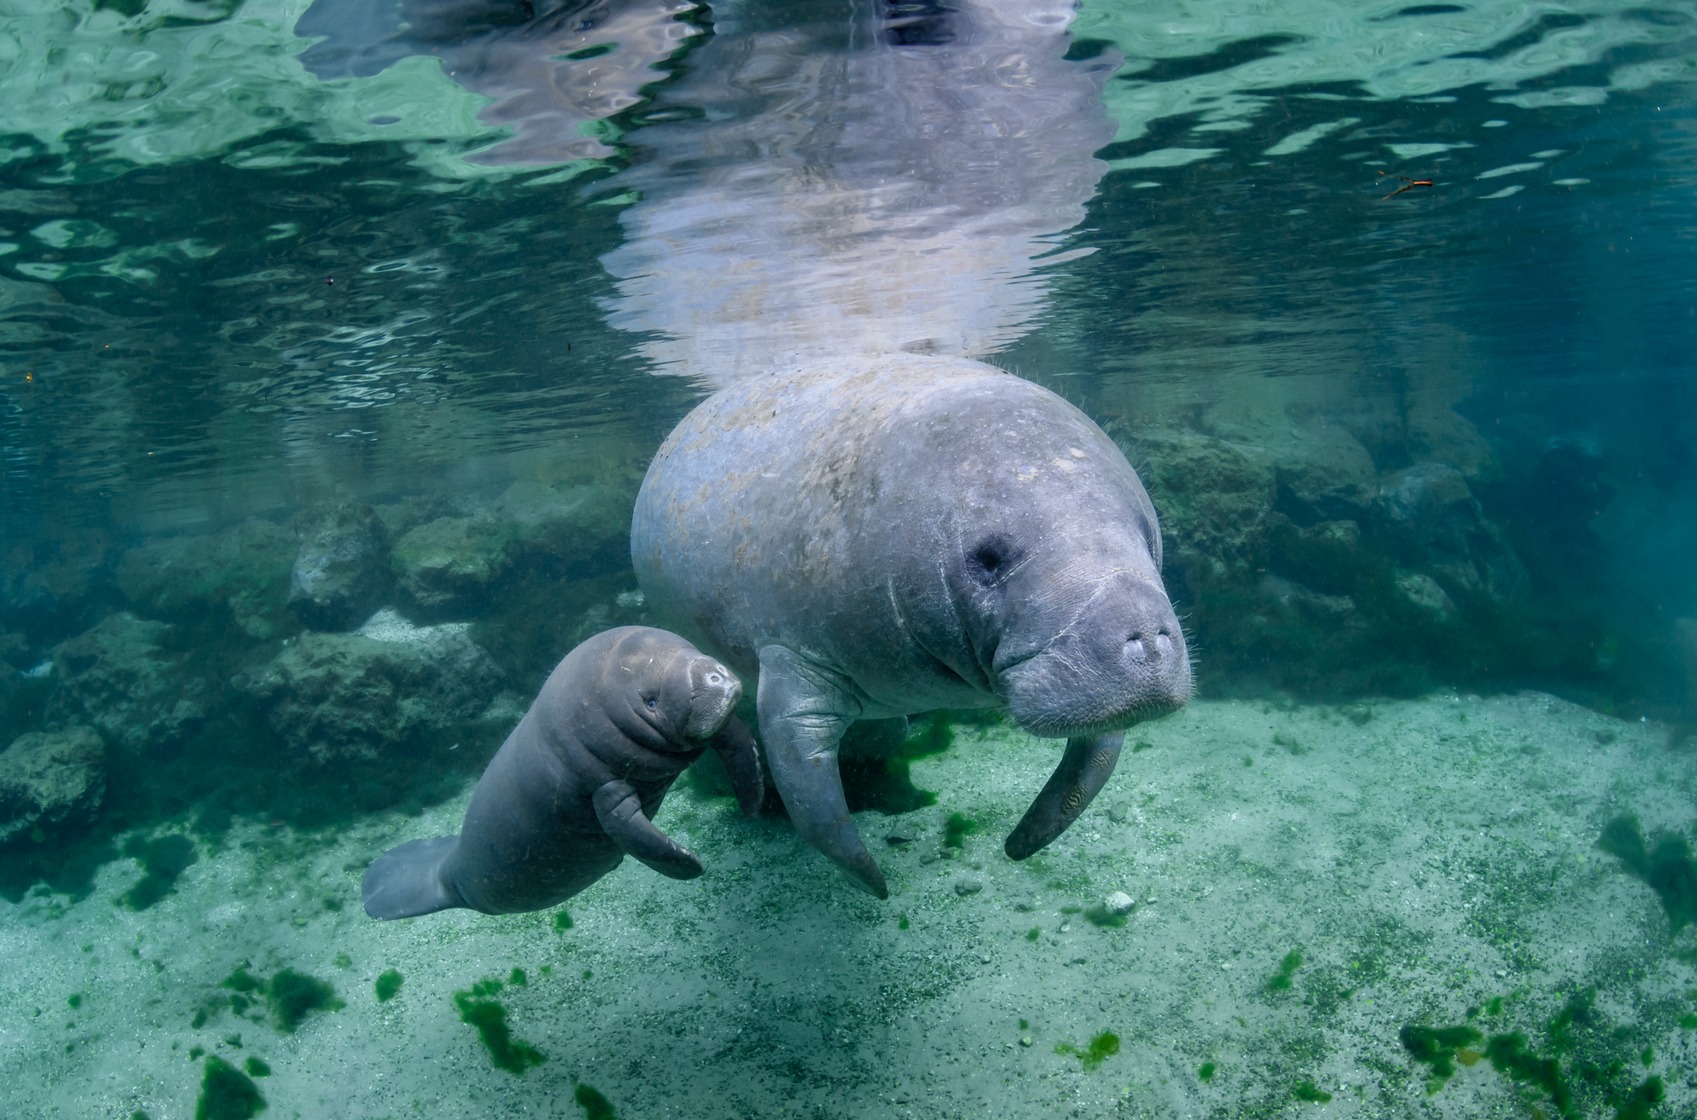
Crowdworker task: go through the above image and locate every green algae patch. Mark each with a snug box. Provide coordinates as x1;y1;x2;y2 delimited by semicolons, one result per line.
942;812;980;849
574;1081;617;1119
1597;814;1697;932
119;835;198;911
1616;1075;1665;1120
375;970;403;1002
1266;949;1304;992
1400;1023;1484;1087
195;1055;265;1120
1198;1061;1217;1082
553;910;573;931
454;980;545;1074
266;969;344;1033
1055;1030;1119;1070
243;1057;270;1077
1293;1080;1332;1103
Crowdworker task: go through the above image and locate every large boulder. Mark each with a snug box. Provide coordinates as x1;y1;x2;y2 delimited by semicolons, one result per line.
0;726;106;845
1131;429;1276;589
1374;463;1529;607
389;515;516;620
289;503;390;632
0;527;116;654
234;611;505;765
49;613;209;759
115;519;295;639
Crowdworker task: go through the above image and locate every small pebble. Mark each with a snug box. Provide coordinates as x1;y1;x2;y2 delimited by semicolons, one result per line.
1011;899;1035;912
1019;1035;1033;1048
1103;891;1135;916
1107;804;1129;824
955;878;983;896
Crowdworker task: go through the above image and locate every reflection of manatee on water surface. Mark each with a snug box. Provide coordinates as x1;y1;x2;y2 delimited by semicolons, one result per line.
295;0;702;164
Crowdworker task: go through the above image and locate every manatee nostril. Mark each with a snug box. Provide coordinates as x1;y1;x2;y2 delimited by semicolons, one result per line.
1126;634;1147;660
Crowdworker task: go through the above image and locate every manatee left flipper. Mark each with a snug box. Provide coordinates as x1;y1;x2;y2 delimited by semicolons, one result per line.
757;644;887;899
592;780;704;880
710;715;765;817
1004;730;1124;860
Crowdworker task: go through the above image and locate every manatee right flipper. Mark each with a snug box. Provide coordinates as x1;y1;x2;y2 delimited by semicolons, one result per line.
592;780;704;880
362;835;466;919
1004;730;1125;860
756;644;888;900
710;715;765;818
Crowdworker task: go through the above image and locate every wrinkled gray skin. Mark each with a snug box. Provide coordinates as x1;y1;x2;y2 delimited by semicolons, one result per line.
631;355;1193;898
361;626;763;919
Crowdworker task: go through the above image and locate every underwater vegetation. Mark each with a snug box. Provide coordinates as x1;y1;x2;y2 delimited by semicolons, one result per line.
574;1081;617;1120
119;834;197;910
196;965;343;1034
1055;1030;1119;1070
1401;987;1669;1118
942;811;979;849
194;1055;264;1120
266;968;345;1032
1266;949;1304;992
374;969;402;1002
453;978;545;1074
1597;814;1697;932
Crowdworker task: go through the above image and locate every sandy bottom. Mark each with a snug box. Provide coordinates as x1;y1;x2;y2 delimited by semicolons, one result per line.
4;692;1695;1119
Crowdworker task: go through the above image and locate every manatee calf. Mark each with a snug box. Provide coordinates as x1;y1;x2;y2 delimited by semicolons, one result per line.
631;355;1192;898
361;626;763;919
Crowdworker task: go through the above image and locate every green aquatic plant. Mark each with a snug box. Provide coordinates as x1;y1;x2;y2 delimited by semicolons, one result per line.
1055;1030;1119;1070
243;1057;270;1077
508;967;527;987
1597;814;1697;932
1082;905;1126;929
1293;1080;1331;1103
1266;950;1303;992
942;812;980;849
574;1081;617;1119
194;1055;265;1120
453;980;545;1074
1616;1075;1665;1120
553;910;573;931
375;970;403;1002
1198;1061;1217;1082
119;834;198;911
1485;1031;1573;1117
1399;1023;1483;1086
67;993;82;1009
266;968;344;1033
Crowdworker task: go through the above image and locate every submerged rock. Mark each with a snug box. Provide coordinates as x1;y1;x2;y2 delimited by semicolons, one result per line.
49;613;209;758
0;725;105;845
115;519;295;639
390;515;515;620
289;502;390;632
1374;463;1529;606
235;615;504;765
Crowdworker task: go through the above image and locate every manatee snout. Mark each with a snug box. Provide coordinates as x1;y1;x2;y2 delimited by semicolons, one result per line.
1003;577;1191;738
684;657;742;740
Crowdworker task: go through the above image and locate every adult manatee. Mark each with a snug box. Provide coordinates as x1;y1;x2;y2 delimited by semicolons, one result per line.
631;355;1192;898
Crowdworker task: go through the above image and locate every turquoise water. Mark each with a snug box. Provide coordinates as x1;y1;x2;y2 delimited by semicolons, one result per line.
3;1;1697;1117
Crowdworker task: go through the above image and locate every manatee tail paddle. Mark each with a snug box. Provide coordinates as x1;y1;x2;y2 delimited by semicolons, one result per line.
361;835;465;919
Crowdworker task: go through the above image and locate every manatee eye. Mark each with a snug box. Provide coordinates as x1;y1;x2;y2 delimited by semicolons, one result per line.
645;697;659;711
967;536;1015;587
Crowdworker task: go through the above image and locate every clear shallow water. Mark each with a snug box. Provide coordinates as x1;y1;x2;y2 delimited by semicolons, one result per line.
3;1;1697;1116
